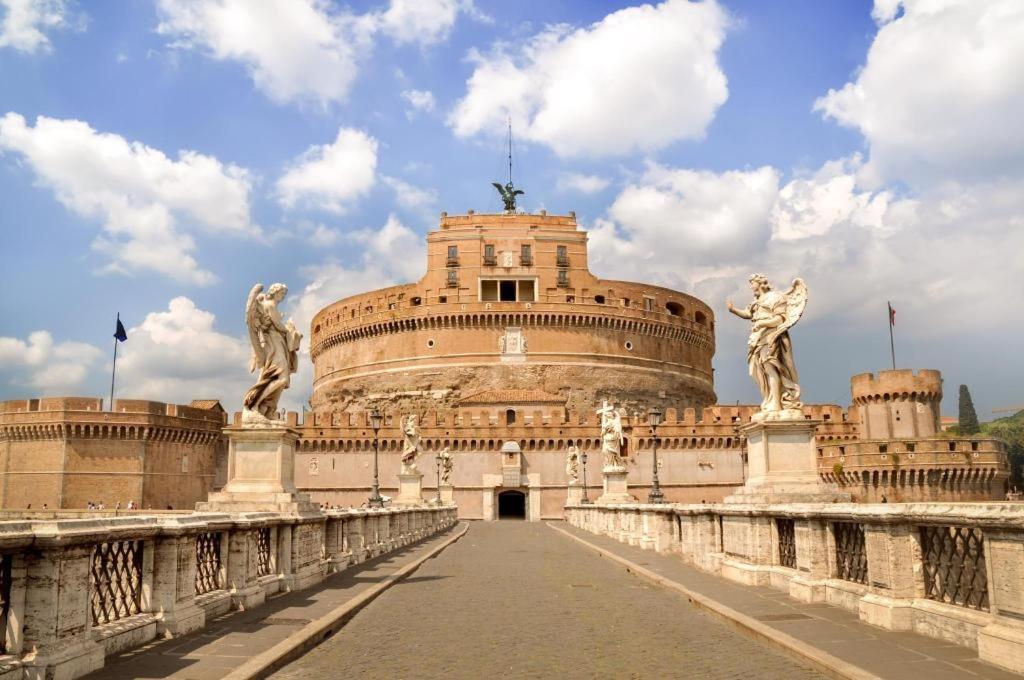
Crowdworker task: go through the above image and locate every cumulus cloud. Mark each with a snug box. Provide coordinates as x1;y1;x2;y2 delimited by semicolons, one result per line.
0;112;255;285
401;88;436;117
276;127;378;214
449;0;729;157
556;173;611;194
115;297;254;409
0;330;102;391
0;0;75;54
156;0;481;106
814;0;1024;187
382;175;437;213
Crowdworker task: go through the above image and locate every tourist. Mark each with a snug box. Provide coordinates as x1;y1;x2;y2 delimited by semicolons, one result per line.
115;501;121;510
881;495;888;503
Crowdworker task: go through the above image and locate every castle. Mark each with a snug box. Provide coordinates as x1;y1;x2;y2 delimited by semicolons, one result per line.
0;212;1009;516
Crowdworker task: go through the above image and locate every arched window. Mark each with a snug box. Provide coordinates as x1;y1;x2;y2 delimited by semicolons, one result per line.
506;409;516;426
665;302;684;317
695;310;707;325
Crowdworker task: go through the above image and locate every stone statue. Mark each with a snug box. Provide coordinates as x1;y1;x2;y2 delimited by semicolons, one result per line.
491;181;524;212
243;283;302;426
401;415;421;474
597;400;625;471
565;445;580;484
438;447;453;484
726;274;808;421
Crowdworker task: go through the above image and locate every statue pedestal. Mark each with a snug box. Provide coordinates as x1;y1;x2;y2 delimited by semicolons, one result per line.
566;481;583;505
197;426;318;513
440;484;454;505
597;468;636;505
725;417;850;504
395;472;425;506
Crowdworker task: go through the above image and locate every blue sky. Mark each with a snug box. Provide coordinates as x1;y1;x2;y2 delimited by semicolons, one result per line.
1;0;1022;418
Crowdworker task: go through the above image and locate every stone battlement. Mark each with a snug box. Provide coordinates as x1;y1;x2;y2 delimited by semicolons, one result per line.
0;397;226;426
850;369;943;403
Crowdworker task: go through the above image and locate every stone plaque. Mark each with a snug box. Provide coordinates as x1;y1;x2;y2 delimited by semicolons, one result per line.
991;540;1024;617
866;529;890;588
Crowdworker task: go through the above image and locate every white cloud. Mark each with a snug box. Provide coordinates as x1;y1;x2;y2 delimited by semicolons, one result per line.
382;175;437;213
401;88;436;117
556;172;610;194
814;0;1024;187
0;0;73;54
115;297;254;410
276;127;378;214
449;0;729;158
156;0;371;108
0;330;102;391
307;223;341;248
156;0;481;107
0;112;255;285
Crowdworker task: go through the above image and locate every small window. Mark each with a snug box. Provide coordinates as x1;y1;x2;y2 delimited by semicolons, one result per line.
566;295;575;303
447;245;458;264
481;280;498;301
520;244;532;265
439;295;447;303
623;298;630;308
907;442;915;452
624;341;633;351
665;301;683;316
411;297;422;306
824;414;831;421
971;441;979;451
427;339;435;348
594;295;605;304
644;297;654;312
557;269;569;287
484;244;496;264
447;269;458;287
948;441;956;452
499;280;516;301
557;245;568;266
695;310;707;325
506;409;516;426
387;302;396;310
517;280;536;302
879;444;888;454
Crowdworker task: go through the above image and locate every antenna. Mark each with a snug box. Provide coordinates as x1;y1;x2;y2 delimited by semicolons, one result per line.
507;116;513;185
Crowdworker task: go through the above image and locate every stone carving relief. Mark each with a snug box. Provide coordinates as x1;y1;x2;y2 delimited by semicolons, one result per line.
309;457;319;476
727;274;807;421
243;282;302;427
499;327;527;362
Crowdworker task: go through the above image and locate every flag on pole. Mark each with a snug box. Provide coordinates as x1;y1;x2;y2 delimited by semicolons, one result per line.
114;317;127;342
888;302;896;327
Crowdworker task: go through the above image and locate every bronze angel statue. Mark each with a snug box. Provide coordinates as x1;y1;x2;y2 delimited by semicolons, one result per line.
492;180;524;211
242;283;302;426
727;275;808;420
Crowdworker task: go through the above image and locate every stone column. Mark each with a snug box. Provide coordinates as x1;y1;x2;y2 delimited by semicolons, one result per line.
226;526;263;610
979;528;1024;673
151;531;205;636
857;522;916;630
789;518;831;603
720;513;774;586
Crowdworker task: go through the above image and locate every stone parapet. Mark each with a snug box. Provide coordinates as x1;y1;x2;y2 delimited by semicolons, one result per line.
0;505;457;680
566;501;1024;675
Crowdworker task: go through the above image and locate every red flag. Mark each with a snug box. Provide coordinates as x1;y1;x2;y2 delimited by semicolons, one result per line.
888;302;896;326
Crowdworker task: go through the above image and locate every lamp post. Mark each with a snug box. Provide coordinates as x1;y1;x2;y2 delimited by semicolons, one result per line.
580;451;591;504
368;408;384;508
648;406;665;504
434;452;442;504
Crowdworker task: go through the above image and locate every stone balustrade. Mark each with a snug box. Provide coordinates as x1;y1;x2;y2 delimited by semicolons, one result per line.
566;502;1024;674
0;505;457;680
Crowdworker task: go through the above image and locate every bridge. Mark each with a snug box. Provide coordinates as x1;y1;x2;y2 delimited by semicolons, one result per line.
0;501;1017;679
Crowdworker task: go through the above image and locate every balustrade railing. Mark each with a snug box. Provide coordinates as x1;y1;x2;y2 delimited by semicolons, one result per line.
0;554;10;654
565;501;1024;675
920;525;988;611
195;531;222;596
91;539;144;625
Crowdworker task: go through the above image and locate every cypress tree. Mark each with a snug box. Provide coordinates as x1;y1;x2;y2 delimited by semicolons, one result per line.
958;384;980;435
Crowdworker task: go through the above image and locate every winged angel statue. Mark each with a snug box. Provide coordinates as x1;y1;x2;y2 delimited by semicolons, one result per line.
727;275;808;420
492;181;524;212
242;283;302;426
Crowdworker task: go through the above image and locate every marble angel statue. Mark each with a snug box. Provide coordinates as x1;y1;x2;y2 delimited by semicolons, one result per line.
565;445;580;484
243;283;302;426
438;447;453;485
726;274;808;420
597;401;625;471
401;415;421;474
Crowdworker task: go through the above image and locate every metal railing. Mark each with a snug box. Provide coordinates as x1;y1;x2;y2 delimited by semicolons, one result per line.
195;532;222;596
776;518;796;569
833;522;868;584
920;525;988;610
91;539;144;625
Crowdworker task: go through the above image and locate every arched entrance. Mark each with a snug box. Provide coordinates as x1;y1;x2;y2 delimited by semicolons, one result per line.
497;490;526;519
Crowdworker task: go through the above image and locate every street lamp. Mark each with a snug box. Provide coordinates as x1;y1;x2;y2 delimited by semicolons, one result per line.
648;406;665;503
368;408;384;508
580;450;591;504
434;451;442;504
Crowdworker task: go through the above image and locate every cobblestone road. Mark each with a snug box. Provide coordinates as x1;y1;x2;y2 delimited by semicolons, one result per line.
271;522;823;679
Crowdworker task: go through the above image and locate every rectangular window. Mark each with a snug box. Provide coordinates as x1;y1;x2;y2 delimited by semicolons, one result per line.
499;280;517;301
447;269;458;287
484;244;496;265
517;280;536;302
557;245;568;266
481;280;498;301
447;245;458;266
520;244;532;265
557;269;569;287
644;296;655;312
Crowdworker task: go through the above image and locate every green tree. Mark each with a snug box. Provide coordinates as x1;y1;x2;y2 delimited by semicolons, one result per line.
984;411;1024;490
959;384;980;435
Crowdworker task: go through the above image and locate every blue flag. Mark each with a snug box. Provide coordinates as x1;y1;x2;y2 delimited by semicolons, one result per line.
114;317;127;342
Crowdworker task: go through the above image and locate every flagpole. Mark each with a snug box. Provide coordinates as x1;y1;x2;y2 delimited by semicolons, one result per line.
887;302;896;371
110;313;119;411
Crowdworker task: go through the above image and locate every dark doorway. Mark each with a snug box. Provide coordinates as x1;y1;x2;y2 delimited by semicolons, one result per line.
497;490;526;519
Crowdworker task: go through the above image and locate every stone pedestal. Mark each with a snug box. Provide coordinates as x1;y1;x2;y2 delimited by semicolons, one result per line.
198;426;318;513
395;472;425;506
596;468;636;505
566;482;583;505
440;484;454;505
725;417;850;504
